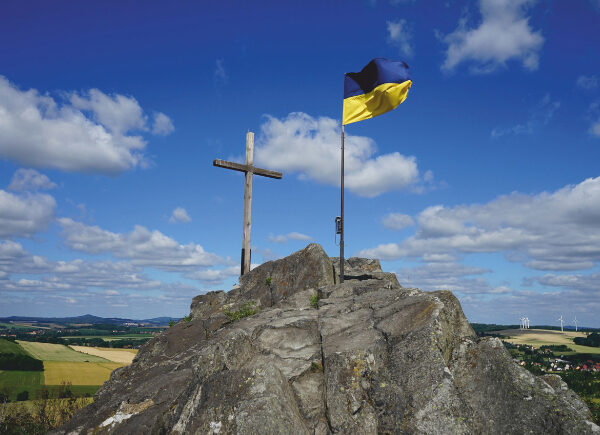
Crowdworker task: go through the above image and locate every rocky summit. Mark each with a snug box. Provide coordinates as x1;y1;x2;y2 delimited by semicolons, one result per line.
54;244;599;434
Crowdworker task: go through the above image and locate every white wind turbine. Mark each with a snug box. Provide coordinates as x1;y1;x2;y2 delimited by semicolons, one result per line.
519;317;525;330
573;316;578;332
558;315;564;332
525;317;530;329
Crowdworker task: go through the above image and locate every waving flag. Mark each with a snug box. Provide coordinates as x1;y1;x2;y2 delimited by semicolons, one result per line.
343;58;412;125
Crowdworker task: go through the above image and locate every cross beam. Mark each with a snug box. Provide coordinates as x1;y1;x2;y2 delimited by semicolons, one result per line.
213;132;283;276
213;159;282;179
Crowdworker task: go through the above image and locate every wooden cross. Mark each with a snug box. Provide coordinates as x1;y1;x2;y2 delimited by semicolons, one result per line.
213;132;283;276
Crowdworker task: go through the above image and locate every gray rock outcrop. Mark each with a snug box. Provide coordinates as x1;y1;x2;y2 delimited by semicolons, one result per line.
54;243;599;434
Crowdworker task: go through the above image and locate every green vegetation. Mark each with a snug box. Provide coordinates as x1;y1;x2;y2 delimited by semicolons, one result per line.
574;332;600;348
182;314;193;323
265;276;272;285
224;302;257;321
540;344;573;352
310;293;319;309
0;339;43;371
0;371;43;402
0;383;93;434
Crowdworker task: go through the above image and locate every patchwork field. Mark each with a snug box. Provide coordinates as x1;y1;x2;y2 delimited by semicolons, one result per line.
16;341;110;362
499;329;600;354
43;361;123;385
69;346;137;364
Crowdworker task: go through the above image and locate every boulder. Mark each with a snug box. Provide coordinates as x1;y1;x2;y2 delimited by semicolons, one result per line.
53;244;599;434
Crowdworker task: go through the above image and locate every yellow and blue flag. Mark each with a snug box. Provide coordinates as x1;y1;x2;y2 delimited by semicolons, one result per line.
343;58;412;125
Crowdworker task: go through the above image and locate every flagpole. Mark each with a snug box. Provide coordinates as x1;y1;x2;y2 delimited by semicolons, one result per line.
340;124;345;283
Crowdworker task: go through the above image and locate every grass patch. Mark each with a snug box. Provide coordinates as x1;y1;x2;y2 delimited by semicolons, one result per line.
310;293;319;309
44;361;123;385
17;341;110;362
0;370;44;401
224;302;258;321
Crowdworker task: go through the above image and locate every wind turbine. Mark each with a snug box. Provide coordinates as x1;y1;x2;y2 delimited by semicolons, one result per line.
573;316;578;332
519;317;524;330
525;317;530;329
558;315;564;332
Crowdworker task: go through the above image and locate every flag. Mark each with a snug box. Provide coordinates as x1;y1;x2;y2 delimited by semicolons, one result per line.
343;58;412;125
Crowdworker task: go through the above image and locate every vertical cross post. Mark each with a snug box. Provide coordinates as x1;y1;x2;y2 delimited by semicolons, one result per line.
241;132;254;275
213;132;283;277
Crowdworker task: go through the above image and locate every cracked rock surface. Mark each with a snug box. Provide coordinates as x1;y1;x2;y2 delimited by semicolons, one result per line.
53;244;599;434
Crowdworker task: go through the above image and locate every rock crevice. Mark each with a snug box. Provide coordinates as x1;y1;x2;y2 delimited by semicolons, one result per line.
54;244;599;434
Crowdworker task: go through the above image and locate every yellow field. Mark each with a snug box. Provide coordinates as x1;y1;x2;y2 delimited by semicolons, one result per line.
43;361;123;385
499;329;600;354
69;346;137;364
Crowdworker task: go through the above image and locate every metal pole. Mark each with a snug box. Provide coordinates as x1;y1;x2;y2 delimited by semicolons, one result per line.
340;124;345;283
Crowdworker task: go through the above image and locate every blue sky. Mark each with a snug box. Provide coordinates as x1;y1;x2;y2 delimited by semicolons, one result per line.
1;0;600;326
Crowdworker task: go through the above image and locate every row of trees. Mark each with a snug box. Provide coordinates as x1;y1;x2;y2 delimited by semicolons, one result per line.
0;353;43;371
574;332;600;348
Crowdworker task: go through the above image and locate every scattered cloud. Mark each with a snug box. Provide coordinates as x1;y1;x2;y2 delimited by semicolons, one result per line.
169;207;191;223
8;168;56;192
58;218;223;271
491;94;560;137
576;75;598;90
359;176;600;272
255;112;424;197
0;76;171;174
151;112;174;135
214;58;228;87
386;19;414;58
382;213;414;231
185;266;239;284
588;102;600;137
441;0;544;73
396;259;503;294
268;232;313;243
0;188;55;238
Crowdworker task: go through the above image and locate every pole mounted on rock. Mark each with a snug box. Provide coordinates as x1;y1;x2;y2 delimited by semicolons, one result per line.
214;132;283;276
341;58;413;284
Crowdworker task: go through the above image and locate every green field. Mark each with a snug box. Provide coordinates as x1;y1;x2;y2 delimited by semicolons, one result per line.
499;329;600;354
0;322;37;330
16;341;110;362
0;370;44;401
0;338;33;356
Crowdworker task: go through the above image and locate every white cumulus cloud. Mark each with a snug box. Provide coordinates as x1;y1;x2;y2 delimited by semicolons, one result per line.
441;0;544;73
169;207;191;223
359;176;600;272
0;76;172;174
268;232;313;244
0;189;56;238
8;168;56;191
576;75;598;90
382;213;414;230
255;112;423;197
152;112;174;135
58;218;223;271
387;19;414;57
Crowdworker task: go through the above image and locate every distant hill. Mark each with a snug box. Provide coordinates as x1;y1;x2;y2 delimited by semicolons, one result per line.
0;314;180;327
